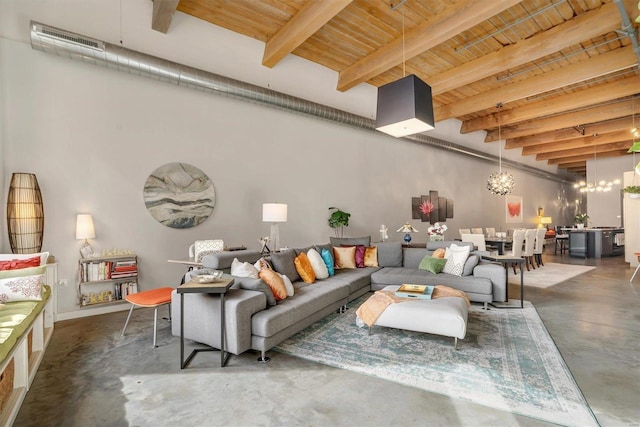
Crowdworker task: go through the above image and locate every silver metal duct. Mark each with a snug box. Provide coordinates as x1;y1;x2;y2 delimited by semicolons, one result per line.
29;21;570;183
614;0;640;69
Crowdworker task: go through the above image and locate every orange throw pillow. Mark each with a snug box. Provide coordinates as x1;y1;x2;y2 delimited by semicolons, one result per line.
258;269;288;300
294;252;316;284
0;255;41;271
432;248;446;259
364;246;378;267
333;246;356;269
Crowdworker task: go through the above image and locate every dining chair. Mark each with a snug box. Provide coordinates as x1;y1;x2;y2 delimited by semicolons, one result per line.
522;229;537;271
533;228;547;267
507;229;526;274
471;228;484;234
459;228;471;238
460;233;486;251
486;227;496;237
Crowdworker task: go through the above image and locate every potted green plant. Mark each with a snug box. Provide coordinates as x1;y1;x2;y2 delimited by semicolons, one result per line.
623;185;640;199
575;213;589;229
328;207;350;238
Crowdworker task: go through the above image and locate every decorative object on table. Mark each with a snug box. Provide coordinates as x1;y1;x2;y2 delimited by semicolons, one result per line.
379;225;389;242
75;214;96;259
575;213;589;229
397;223;418;245
538;216;552;229
486;103;515;196
623;185;640;199
395;284;434;300
258;236;271;254
6;172;45;254
375;3;433;138
427;222;448;241
101;248;135;256
143;162;215;229
328;207;350;238
190;268;223;283
410;191;453;223
505;194;523;223
263;203;287;252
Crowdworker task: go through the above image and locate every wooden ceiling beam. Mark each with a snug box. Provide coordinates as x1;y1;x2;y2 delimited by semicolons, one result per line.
152;0;180;33
458;50;638;131
547;149;629;164
262;0;352;68
522;130;632;155
485;99;635;141
559;161;588;169
336;0;520;91
504;116;635;149
537;142;631;161
428;1;620;95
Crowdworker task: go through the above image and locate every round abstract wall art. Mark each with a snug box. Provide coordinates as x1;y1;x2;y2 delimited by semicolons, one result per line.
143;163;215;229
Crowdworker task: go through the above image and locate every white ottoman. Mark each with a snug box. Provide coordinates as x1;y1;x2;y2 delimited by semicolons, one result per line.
372;285;469;349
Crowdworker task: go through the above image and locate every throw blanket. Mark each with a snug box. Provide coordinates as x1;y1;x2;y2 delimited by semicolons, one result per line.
356;286;470;327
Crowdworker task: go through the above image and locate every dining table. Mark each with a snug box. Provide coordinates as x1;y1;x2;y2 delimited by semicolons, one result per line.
484;237;513;255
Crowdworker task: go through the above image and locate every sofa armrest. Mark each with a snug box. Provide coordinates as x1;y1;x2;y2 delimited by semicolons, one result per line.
473;263;507;302
170;288;266;355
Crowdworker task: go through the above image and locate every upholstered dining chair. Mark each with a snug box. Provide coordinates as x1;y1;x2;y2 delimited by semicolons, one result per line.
507;229;526;274
471;228;484;234
533;228;547;267
459;228;471;238
522;229;537;271
486;227;496;237
460;233;486;251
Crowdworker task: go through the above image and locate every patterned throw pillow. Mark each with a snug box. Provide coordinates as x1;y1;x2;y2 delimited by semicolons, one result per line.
442;244;471;277
364;246;378;267
333;246;356;269
306;249;329;280
0;266;45;302
258;269;288;300
321;248;335;276
294;252;316;284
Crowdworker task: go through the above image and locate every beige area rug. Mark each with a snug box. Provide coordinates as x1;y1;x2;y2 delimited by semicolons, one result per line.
508;262;596;288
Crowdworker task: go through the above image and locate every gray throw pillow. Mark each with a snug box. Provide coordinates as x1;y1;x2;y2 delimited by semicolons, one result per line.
270;250;301;282
231;276;276;306
376;242;403;267
329;236;371;247
463;254;480;276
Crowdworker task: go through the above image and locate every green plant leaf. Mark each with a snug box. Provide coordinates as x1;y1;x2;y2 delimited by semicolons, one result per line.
627;141;640;153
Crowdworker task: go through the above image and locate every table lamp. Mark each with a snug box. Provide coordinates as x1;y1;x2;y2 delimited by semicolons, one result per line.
262;203;287;252
76;213;96;258
539;216;552;230
397;223;419;245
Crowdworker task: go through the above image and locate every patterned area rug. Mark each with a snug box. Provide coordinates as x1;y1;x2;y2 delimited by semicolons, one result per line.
508;262;596;288
275;297;598;426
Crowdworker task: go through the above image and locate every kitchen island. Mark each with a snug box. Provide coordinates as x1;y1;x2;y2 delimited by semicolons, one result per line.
566;228;624;258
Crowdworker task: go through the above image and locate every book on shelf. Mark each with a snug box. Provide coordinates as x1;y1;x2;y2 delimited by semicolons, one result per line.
395;284;434;300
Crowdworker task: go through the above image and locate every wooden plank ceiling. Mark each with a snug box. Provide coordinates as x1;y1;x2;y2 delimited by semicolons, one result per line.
155;0;640;176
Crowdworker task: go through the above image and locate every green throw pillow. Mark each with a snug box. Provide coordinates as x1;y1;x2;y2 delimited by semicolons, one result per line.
418;256;448;274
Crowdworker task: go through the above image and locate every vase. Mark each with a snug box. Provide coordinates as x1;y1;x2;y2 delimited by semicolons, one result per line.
430;234;444;241
576;223;584;230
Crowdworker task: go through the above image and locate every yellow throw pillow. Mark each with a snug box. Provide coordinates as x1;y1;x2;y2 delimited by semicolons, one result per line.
333;246;356;269
258;269;288;300
432;248;446;259
364;246;378;267
294;252;316;283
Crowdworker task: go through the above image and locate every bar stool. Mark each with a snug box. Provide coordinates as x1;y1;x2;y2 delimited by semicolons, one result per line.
121;287;173;348
631;252;640;283
555;235;568;255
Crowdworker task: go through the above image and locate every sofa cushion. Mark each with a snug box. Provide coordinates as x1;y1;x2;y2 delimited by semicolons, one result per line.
270;250;301;282
294;252;316;284
443;244;471;276
402;247;431;269
333;246;356;269
258;269;288;300
364;246;379;267
463;254;480;276
376;242;403;267
329;236;371;247
0;266;45;302
321;248;335;276
307;249;329;279
231;276;276;306
418;256;448;274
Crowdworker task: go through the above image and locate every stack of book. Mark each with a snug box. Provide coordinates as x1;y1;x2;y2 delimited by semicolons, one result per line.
110;260;137;279
395;284;434;300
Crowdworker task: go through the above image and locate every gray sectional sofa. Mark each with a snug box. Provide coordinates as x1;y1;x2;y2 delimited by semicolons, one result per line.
171;239;506;361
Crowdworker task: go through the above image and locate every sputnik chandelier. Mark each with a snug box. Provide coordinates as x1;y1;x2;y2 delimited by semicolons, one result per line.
573;144;620;192
487;103;515;195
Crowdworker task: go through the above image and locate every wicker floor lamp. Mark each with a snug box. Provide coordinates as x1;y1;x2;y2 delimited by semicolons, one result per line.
6;173;45;254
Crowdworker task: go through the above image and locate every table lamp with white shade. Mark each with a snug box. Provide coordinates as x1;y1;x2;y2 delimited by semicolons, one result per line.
397;223;419;245
262;203;287;252
76;213;96;258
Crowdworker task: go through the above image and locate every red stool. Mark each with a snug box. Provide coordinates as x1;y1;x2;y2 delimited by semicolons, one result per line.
121;287;173;348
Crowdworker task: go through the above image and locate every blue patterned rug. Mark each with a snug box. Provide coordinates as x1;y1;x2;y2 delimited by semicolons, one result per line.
275;296;598;426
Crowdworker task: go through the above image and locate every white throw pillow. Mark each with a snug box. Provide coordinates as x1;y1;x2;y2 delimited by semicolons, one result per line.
443;244;471;277
307;248;329;279
230;258;259;278
278;273;295;297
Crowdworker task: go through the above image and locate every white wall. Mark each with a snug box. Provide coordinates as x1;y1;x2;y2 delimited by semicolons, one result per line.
585;156;628;227
0;1;577;316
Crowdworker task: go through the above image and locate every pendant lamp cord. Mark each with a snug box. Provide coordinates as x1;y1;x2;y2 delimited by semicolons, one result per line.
497;103;503;172
402;10;406;77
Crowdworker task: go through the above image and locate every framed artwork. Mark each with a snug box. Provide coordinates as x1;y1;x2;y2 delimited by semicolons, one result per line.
505;195;523;223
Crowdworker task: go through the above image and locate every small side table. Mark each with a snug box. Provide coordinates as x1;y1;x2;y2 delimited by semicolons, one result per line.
481;254;524;309
178;277;234;368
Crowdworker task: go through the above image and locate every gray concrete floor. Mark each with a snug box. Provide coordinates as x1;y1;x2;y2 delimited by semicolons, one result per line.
13;252;640;426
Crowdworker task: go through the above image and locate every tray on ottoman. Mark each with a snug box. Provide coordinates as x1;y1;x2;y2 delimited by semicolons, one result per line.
372;285;468;349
